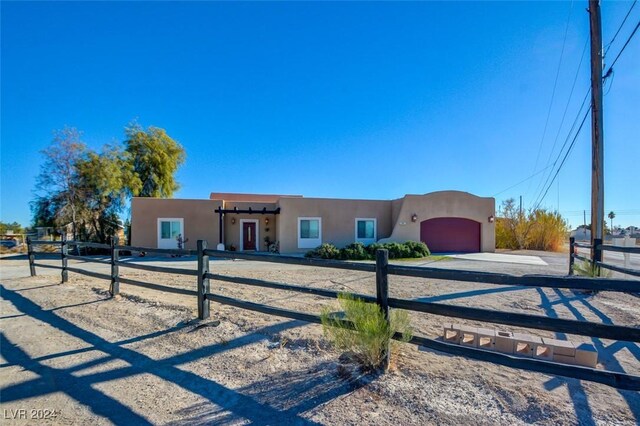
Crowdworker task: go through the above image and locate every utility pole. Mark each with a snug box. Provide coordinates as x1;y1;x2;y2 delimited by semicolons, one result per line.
519;195;523;216
589;0;604;264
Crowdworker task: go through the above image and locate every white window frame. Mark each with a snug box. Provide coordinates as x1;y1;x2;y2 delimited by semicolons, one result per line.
298;217;322;249
239;219;260;251
157;218;184;249
355;218;377;244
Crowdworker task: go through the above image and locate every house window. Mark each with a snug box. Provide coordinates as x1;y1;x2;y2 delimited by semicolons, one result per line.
157;218;184;249
160;220;182;239
298;217;322;249
355;218;376;244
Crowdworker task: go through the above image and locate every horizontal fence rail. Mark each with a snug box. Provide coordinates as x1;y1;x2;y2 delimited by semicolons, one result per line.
204;249;376;273
569;237;640;278
116;260;198;276
66;254;112;265
388;297;640;342
116;245;197;256
118;277;197;296
387;264;639;292
25;237;640;390
595;261;640;278
66;267;111;282
28;240;62;245
207;273;377;302
32;262;62;270
598;244;640;254
68;241;111;250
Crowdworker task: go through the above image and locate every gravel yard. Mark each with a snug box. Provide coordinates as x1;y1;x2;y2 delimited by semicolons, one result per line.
1;252;639;425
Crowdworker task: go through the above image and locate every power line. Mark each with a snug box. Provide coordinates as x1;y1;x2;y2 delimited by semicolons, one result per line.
603;18;640;80
604;0;637;58
527;1;574;196
532;38;589;201
530;88;591;209
533;105;591;211
491;164;554;198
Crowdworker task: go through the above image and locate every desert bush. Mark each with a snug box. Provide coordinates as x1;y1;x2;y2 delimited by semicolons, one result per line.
321;293;412;370
527;209;567;252
496;198;568;252
304;243;340;259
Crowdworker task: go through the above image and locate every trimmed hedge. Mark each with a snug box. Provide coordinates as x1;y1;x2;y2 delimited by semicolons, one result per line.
305;241;430;260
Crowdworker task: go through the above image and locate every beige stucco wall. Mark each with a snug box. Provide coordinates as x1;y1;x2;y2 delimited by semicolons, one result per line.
276;197;393;253
131;198;219;250
379;191;495;252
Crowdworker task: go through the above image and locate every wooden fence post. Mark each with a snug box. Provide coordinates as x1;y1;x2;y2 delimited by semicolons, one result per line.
593;237;603;277
197;240;210;320
110;236;120;296
61;233;68;283
375;248;390;371
27;236;36;277
568;237;575;276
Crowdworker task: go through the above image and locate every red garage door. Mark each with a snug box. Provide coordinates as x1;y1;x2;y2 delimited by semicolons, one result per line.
420;217;480;253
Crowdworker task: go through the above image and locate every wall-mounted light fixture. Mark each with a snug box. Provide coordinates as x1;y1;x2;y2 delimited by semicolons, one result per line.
488;215;495;223
265;218;269;226
231;217;236;225
411;213;418;222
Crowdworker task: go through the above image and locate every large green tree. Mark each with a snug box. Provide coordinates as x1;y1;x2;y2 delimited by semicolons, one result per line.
124;124;185;198
75;146;133;242
33;128;87;239
32;124;185;243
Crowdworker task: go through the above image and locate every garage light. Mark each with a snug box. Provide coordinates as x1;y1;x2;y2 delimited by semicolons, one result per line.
488;215;495;223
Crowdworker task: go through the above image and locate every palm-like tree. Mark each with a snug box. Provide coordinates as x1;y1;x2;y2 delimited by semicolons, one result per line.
608;211;616;234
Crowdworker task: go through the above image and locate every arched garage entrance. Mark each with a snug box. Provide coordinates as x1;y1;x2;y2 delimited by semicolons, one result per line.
420;217;480;253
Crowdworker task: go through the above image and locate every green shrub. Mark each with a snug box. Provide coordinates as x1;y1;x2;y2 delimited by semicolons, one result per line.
400;241;431;258
573;260;611;278
321;293;412;370
306;241;431;260
305;243;340;259
339;242;369;260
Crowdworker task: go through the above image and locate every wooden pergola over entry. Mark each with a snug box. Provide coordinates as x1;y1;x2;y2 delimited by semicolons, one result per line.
214;207;281;245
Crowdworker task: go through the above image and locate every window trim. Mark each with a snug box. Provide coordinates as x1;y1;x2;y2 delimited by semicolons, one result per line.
157;218;184;249
355;218;377;244
298;217;322;249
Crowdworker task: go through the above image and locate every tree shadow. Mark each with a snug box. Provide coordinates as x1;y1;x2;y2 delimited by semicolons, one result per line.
0;284;361;424
0;297;108;322
167;360;373;425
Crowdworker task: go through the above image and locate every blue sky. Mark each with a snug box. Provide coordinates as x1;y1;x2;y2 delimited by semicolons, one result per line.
1;1;639;228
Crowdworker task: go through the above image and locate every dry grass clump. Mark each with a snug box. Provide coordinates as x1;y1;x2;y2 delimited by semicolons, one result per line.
321;293;412;370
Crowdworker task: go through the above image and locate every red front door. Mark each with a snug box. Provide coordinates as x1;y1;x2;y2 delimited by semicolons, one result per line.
243;222;257;250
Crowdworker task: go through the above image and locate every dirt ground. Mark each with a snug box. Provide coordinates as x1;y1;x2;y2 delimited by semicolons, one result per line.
1;253;639;425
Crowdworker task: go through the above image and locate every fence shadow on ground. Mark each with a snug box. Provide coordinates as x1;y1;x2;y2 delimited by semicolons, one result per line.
0;283;365;424
537;288;640;425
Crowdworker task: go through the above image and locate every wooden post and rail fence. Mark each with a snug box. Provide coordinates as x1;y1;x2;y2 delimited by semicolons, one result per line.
24;236;640;390
569;236;640;278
